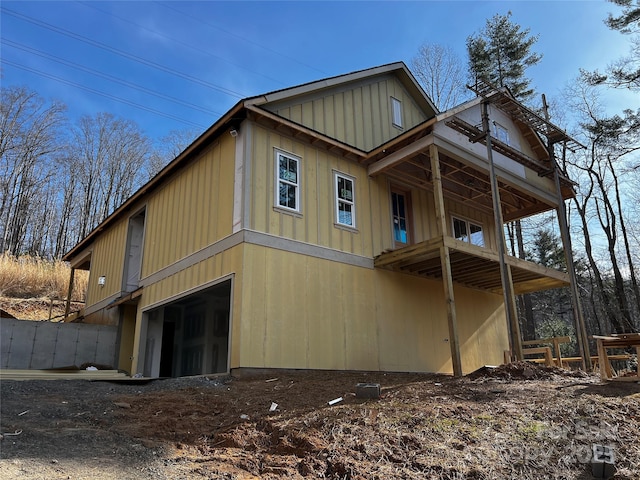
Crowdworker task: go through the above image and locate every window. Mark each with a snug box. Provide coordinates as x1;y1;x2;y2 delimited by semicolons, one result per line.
452;217;484;247
334;172;355;228
391;97;403;129
492;122;510;145
391;188;411;245
275;150;300;212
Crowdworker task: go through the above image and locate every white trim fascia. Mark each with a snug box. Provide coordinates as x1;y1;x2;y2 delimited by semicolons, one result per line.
232;126;245;233
139;231;244;287
244;230;373;269
247;63;407;106
141;273;235;313
84;292;122;316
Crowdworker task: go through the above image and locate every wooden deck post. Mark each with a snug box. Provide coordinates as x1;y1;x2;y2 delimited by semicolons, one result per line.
551;145;591;372
429;144;463;377
64;267;75;321
480;100;523;361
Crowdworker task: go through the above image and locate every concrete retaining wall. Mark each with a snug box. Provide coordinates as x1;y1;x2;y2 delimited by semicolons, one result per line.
0;318;117;370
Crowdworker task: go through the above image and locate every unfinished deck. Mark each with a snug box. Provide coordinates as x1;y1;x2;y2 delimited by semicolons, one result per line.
374;235;569;295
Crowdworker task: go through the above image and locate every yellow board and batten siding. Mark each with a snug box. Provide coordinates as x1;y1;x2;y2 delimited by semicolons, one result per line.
84;218;128;309
249;124;379;257
141;137;236;277
265;75;428;152
249;121;499;254
133;244;244;373
239;243;507;374
243;122;509;373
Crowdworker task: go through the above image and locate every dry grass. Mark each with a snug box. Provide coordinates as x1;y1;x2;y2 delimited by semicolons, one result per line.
0;252;88;301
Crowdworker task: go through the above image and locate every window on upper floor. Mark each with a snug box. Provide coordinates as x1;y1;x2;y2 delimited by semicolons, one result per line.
275;150;301;213
452;216;485;247
492;121;510;145
391;97;403;129
334;172;356;228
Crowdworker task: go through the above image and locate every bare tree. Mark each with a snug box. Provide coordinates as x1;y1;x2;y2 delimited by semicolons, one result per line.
565;78;638;333
71;113;150;239
147;128;199;179
0;86;66;255
411;43;468;111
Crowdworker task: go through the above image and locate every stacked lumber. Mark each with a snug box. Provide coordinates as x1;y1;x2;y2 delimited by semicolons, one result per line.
0;369;129;381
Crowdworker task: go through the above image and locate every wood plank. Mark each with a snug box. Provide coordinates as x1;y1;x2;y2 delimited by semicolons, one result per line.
431;144;462;378
596;339;614;380
0;369;130;381
368;134;435;176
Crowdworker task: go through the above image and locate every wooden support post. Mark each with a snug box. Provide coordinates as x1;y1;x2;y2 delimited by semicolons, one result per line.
64;267;75;321
552;147;590;372
596;339;613;380
481;101;523;361
553;338;563;368
540;95;590;372
430;144;463;377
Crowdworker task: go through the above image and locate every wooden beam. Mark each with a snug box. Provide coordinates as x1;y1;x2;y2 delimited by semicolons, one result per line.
430;144;462;377
552;144;591;371
64;267;75;321
368;134;434;176
374;237;443;268
481;101;523;361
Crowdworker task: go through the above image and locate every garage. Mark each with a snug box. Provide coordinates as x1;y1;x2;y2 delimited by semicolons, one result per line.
140;279;232;377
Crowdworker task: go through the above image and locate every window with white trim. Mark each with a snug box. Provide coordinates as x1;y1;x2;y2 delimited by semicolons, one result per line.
334;172;355;228
275;150;300;212
492;122;510;145
391;97;403;129
452;216;485;247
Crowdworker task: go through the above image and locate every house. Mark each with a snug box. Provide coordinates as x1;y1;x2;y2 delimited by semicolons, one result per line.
63;62;585;377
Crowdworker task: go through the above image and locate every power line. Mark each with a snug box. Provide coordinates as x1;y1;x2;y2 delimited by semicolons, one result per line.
155;1;328;77
77;0;289;89
1;7;248;100
2;38;225;117
1;59;209;129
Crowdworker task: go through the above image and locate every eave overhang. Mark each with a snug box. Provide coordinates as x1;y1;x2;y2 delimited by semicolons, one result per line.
63;100;247;262
245;105;368;162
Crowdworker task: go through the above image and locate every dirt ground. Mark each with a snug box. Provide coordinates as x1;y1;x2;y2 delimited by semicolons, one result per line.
1;364;639;480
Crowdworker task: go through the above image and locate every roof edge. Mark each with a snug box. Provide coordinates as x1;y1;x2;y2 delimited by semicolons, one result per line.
63;100;245;262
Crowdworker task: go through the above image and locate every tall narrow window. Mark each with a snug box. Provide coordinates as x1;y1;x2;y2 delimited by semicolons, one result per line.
335;172;355;228
275;150;300;212
391;97;403;129
391;188;411;245
452;216;484;247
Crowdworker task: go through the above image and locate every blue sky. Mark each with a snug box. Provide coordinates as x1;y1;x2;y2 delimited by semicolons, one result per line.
1;1;635;141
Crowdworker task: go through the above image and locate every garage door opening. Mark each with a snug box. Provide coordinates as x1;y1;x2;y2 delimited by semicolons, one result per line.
141;279;231;377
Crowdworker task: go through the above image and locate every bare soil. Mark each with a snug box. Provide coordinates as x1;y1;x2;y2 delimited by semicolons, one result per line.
1;364;639;479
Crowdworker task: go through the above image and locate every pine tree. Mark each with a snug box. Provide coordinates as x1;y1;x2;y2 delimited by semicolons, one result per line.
583;0;639;90
466;12;542;102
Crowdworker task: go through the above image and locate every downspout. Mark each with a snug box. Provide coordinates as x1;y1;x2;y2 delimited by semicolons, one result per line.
481;100;523;361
